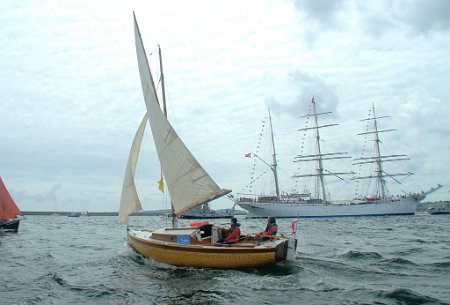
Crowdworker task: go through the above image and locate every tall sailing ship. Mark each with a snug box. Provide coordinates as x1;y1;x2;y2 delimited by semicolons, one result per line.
237;99;441;218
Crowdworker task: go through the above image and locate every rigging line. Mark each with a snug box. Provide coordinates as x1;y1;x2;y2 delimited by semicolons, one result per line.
244;116;269;193
241;171;268;193
295;109;311;190
148;47;160;56
324;169;345;181
382;170;403;185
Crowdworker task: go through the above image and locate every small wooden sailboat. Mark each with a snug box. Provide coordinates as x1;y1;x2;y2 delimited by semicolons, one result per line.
118;14;297;268
0;177;22;232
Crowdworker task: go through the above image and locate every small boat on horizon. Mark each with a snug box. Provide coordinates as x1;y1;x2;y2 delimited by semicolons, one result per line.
68;212;81;217
0;177;23;232
427;201;450;215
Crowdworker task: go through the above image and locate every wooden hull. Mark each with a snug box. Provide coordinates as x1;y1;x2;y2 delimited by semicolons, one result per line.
128;230;288;269
180;214;232;219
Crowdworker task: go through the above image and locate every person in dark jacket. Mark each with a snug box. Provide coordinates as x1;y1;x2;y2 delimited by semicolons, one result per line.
221;217;241;244
259;217;278;241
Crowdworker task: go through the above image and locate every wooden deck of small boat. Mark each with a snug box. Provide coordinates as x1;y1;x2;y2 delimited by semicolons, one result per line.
127;229;288;268
129;229;282;249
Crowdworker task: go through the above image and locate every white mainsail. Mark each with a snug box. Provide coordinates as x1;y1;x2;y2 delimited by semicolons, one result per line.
133;14;230;216
119;114;148;224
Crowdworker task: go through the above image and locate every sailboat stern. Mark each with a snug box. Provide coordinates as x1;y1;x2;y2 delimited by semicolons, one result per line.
286;236;297;261
0;218;20;233
274;236;298;262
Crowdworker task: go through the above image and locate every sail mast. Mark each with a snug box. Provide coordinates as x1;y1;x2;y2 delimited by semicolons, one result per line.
371;104;386;199
353;104;414;199
268;109;280;199
158;45;167;117
294;97;352;203
311;98;327;202
157;45;176;226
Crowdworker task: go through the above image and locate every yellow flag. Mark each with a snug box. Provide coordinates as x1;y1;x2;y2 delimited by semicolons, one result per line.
158;178;164;193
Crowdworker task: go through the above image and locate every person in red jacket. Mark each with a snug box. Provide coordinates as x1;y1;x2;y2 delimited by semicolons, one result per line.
259;217;278;241
221;217;241;244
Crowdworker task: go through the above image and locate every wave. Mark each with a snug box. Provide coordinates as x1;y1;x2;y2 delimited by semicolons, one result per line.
49;272;69;287
379;288;448;305
379;257;416;266
392;247;425;256
430;261;450;268
341;250;383;260
44;271;134;302
240;260;303;276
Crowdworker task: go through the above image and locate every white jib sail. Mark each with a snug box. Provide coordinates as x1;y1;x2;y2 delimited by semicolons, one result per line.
119;114;148;224
133;15;230;216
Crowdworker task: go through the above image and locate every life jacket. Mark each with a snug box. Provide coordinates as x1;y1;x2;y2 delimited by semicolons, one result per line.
264;224;278;236
224;223;241;243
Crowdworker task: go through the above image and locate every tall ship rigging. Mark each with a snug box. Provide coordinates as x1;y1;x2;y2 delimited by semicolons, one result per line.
236;99;441;218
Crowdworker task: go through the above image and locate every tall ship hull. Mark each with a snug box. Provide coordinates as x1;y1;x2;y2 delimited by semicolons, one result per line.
239;197;418;218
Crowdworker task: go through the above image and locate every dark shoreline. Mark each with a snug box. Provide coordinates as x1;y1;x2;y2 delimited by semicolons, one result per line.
21;210;170;216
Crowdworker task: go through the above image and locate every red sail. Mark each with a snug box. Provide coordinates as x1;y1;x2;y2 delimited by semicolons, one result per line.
0;177;21;220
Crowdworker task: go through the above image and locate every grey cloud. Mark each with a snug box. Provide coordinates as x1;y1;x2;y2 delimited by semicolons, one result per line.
13;182;62;205
398;0;450;34
292;0;345;26
292;0;450;37
47;182;62;202
268;70;339;117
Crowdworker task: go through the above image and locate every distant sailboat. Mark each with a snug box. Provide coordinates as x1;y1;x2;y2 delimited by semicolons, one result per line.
237;99;441;218
68;211;81;217
118;13;297;268
0;177;22;232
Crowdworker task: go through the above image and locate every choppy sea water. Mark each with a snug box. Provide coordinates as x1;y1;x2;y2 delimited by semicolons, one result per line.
1;214;449;305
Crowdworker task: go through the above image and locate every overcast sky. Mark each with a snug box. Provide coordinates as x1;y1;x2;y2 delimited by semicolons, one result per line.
1;0;449;212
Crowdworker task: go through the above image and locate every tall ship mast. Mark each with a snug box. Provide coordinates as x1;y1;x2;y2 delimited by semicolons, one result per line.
353;104;413;201
248;109;281;199
268;109;281;199
293;97;352;203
